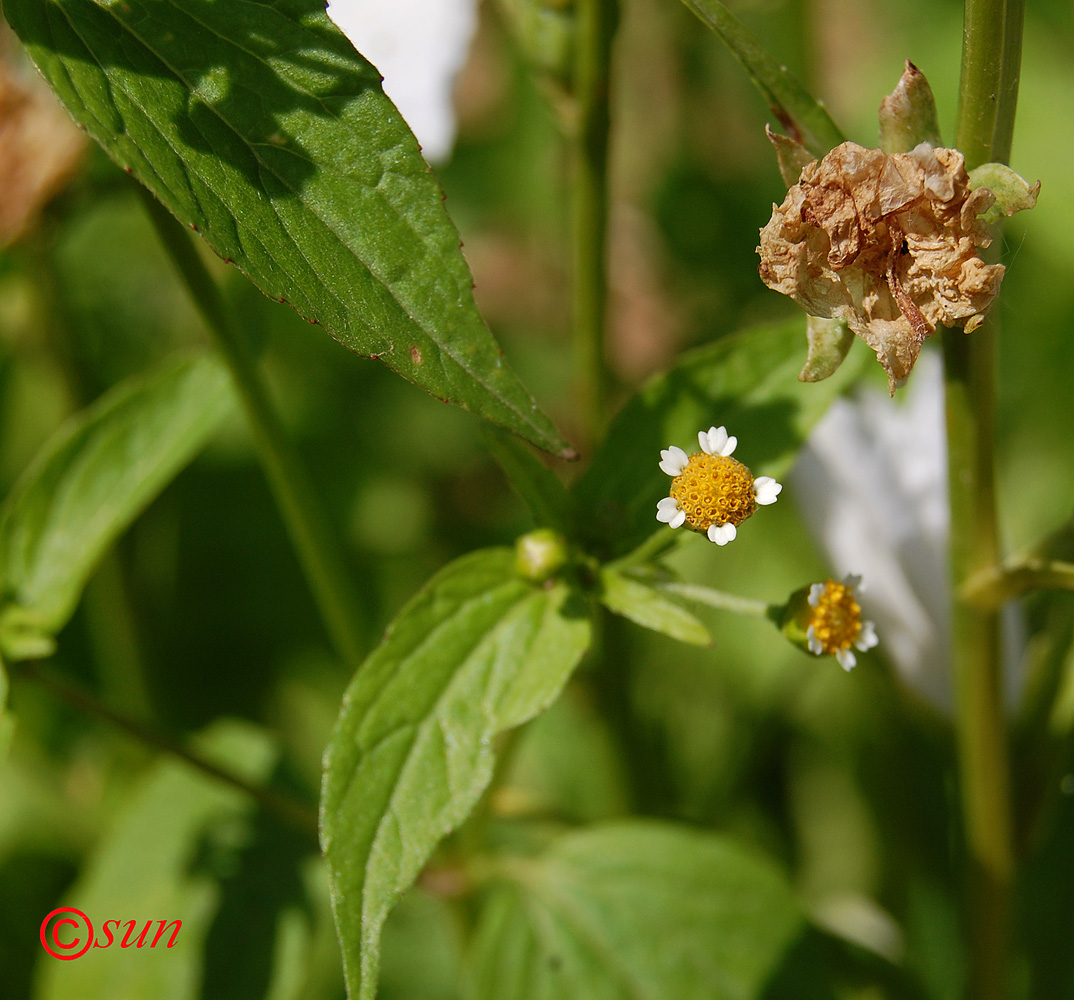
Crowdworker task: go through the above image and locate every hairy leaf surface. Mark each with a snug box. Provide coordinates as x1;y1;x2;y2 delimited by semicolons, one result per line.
321;548;592;1000
7;0;570;456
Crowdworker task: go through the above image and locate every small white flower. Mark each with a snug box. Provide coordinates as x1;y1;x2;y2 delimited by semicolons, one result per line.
655;426;781;545
803;574;879;671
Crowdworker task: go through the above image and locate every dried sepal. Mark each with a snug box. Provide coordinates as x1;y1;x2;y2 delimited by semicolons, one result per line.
765;124;814;188
878;60;943;154
757;141;1004;392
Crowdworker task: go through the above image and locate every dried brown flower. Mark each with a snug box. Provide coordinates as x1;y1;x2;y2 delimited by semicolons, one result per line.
757;141;1003;390
0;55;85;247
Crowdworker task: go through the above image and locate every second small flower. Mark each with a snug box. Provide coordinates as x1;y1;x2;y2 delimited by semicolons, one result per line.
656;426;782;545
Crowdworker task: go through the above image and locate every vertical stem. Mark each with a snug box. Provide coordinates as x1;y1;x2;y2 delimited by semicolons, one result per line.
138;189;366;675
571;0;619;441
950;1;1024;996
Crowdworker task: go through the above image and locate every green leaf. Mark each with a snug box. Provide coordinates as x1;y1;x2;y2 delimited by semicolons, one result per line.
572;317;866;559
469;821;804;1000
677;0;844;158
483;424;572;532
0;354;232;646
36;721;277;1000
7;0;571;458
320;548;592;1000
599;568;711;646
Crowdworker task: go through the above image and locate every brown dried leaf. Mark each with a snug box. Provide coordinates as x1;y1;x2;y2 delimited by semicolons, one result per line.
0;58;86;247
757;141;1003;391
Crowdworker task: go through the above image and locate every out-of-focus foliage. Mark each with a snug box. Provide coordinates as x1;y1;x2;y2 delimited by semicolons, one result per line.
0;0;1072;998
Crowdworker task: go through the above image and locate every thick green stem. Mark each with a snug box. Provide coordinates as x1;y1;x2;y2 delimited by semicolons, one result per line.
656;582;772;620
571;0;619;441
949;1;1024;996
138;190;365;675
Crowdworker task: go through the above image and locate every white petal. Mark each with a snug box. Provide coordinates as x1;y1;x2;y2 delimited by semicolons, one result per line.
856;620;879;651
656;497;682;523
670;509;687;529
836;648;858;671
843;573;864;595
659;446;689;476
753;477;782;505
808;583;826;607
699;426;724;455
806;625;823;655
720;434;738;457
707;522;737;546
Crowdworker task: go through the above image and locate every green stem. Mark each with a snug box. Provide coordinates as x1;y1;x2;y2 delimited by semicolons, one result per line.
949;2;1024;996
12;660;318;841
138;189;365;675
962;559;1074;608
571;0;619;441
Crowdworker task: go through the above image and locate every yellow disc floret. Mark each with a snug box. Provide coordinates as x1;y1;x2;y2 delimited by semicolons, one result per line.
807;579;863;656
669;453;757;533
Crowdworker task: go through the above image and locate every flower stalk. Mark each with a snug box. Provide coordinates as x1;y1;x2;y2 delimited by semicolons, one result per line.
571;0;619;440
949;0;1025;995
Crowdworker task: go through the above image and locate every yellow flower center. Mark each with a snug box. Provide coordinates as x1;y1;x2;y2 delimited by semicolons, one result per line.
808;580;863;655
669;453;756;532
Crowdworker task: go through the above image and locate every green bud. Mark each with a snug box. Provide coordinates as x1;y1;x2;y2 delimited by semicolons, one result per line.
515;528;571;583
878;60;943;154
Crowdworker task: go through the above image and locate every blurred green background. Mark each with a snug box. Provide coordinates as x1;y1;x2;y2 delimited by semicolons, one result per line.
1;0;1073;997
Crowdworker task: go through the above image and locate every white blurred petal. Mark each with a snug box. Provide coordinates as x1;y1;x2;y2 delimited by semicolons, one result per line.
807;625;823;655
836;648;858;671
327;0;479;163
808;583;826;607
857;620;879;651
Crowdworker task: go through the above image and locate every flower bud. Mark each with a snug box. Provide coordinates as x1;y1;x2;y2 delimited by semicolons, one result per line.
515;528;571;583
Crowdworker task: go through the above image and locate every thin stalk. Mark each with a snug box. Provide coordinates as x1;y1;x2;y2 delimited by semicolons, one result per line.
949;1;1025;995
571;0;619;441
137;189;365;674
12;661;318;841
